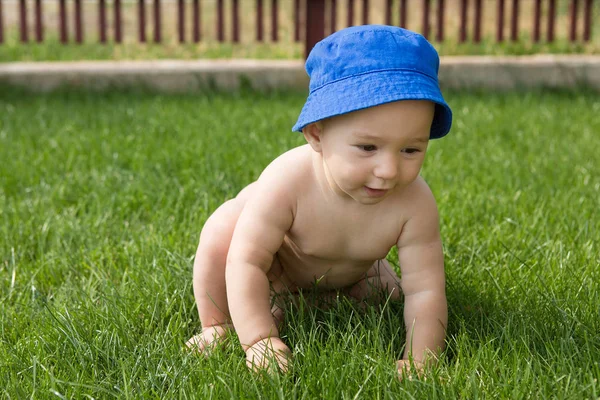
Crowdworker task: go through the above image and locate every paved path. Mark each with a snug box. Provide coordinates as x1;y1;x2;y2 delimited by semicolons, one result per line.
1;55;599;92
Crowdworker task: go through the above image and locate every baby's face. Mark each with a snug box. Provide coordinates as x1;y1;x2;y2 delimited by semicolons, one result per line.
315;100;435;204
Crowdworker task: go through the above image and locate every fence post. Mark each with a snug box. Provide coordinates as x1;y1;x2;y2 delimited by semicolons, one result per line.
35;0;43;42
272;0;278;41
294;0;301;41
569;0;579;42
178;0;185;42
473;0;482;42
347;0;354;27
257;0;264;41
233;0;240;43
305;0;325;59
583;0;592;41
533;0;541;42
385;0;392;26
497;0;504;42
459;0;467;43
217;0;224;42
436;0;445;42
153;0;161;43
115;0;122;42
99;0;106;43
75;0;83;43
331;0;337;34
510;0;519;41
59;0;67;43
139;0;146;43
19;0;28;42
193;0;200;42
0;0;3;44
422;0;430;39
547;0;555;41
399;0;407;28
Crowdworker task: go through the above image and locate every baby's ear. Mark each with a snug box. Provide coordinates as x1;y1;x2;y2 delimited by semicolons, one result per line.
303;122;323;153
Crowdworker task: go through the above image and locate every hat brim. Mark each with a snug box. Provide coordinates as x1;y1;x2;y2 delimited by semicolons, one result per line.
292;70;452;139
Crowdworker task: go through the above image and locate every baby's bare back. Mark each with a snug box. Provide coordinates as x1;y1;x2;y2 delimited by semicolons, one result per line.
237;144;418;292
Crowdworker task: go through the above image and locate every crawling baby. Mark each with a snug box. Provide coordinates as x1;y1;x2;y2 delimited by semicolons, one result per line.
187;24;453;376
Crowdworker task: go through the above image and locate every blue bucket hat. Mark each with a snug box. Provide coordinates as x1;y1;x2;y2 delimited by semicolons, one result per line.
292;25;452;139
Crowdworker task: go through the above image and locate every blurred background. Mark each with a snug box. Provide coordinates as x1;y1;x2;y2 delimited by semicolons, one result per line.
0;0;598;62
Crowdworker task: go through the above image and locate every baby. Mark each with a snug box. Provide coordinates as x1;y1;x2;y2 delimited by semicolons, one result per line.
187;25;453;376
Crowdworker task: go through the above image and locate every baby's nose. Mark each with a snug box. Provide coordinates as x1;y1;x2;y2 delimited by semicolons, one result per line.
373;156;398;180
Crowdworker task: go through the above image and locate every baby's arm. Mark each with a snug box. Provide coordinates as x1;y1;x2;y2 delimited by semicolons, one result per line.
396;183;447;369
225;179;295;370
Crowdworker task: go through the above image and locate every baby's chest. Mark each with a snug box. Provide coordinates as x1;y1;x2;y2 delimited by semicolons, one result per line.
289;208;399;261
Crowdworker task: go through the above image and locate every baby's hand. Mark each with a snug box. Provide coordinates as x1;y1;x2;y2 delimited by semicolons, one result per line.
396;359;425;381
186;324;231;354
246;337;292;373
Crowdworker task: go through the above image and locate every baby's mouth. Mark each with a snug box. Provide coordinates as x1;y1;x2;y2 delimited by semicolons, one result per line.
364;186;389;197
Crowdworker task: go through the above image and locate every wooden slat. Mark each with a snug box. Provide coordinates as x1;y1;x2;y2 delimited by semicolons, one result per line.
0;0;4;44
569;0;579;42
35;0;43;42
178;0;185;42
19;0;28;42
436;0;444;41
193;0;200;42
154;0;161;43
497;0;504;42
232;0;240;43
115;0;122;42
547;0;555;42
459;0;468;43
473;0;482;43
294;0;300;41
217;0;224;42
139;0;146;43
583;0;592;41
422;0;430;39
257;0;263;41
99;0;107;43
60;0;67;43
347;0;354;27
362;0;369;25
399;0;407;28
331;0;337;33
510;0;519;42
305;0;325;58
385;0;392;26
75;0;83;43
272;0;278;41
533;0;541;42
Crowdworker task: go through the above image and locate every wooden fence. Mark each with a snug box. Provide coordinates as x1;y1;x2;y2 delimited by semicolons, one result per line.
0;0;596;58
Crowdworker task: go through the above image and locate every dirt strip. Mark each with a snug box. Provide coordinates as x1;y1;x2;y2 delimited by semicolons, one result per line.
1;56;599;92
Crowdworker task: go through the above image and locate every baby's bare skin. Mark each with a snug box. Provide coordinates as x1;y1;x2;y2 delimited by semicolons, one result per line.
187;101;448;375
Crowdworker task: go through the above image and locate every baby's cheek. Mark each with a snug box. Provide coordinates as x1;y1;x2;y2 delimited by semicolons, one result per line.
402;166;421;183
342;163;367;182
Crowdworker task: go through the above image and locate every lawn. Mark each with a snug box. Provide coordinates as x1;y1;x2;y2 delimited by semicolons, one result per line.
1;87;599;398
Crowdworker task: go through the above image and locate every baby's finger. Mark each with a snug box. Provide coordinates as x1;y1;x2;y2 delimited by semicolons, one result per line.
185;334;204;350
396;359;425;381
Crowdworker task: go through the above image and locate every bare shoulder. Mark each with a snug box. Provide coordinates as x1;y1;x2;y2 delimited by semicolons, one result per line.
258;144;312;183
396;176;441;247
237;145;312;212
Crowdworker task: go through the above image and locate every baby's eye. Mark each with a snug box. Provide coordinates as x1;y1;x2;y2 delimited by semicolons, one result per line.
402;148;420;154
357;145;377;152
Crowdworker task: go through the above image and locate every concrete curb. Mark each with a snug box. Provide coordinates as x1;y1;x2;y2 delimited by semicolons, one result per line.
1;55;599;93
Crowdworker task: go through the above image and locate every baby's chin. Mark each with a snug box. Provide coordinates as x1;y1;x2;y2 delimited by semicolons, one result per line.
344;187;395;205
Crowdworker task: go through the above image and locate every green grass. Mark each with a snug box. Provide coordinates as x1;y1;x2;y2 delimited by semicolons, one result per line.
1;87;599;398
0;33;598;63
